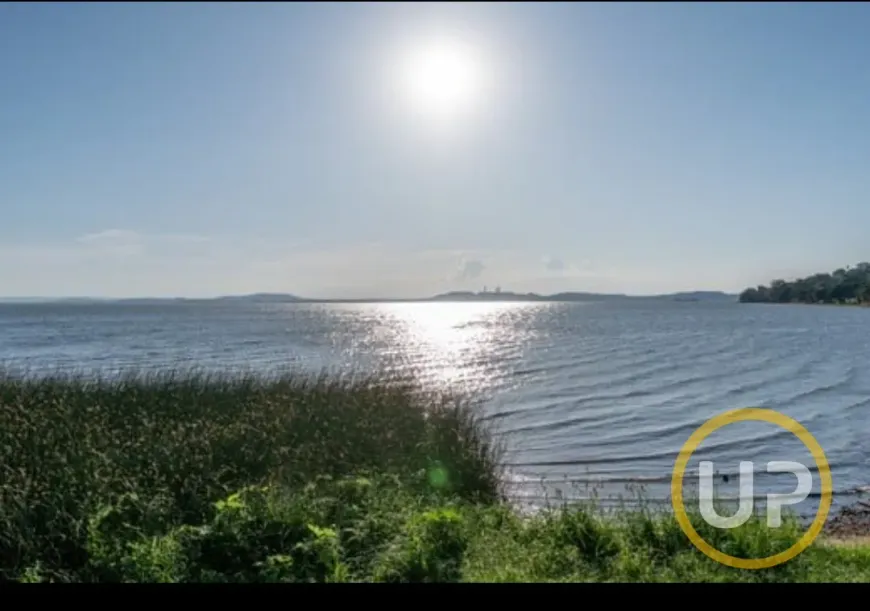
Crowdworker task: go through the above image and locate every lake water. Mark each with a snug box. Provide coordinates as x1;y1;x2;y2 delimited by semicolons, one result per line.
1;299;868;520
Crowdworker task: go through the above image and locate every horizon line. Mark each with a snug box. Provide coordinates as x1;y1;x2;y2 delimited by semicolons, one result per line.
0;288;739;303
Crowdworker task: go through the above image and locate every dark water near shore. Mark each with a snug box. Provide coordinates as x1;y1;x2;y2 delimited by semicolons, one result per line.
1;299;868;520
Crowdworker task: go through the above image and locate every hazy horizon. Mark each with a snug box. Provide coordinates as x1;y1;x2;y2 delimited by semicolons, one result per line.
0;287;738;302
4;3;870;299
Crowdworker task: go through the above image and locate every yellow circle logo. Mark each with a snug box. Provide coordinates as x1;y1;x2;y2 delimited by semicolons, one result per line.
670;407;832;570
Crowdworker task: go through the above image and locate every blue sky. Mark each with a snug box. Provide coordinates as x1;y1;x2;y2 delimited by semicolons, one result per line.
3;2;870;298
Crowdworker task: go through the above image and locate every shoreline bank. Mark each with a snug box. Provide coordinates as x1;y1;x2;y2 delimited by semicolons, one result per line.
1;368;867;582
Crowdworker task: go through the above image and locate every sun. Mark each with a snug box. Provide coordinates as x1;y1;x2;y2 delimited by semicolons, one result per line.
396;36;488;122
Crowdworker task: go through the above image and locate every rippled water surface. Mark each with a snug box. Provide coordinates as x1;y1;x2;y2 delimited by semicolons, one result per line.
2;299;868;517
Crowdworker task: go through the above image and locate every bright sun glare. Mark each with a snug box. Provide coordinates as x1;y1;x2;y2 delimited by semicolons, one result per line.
397;36;488;122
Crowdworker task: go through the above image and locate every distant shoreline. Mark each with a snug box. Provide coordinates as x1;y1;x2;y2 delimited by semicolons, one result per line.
738;261;870;306
740;300;870;308
0;290;738;306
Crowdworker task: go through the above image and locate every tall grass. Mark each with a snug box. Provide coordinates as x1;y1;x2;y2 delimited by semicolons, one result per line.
13;473;870;583
0;367;866;582
0;367;504;581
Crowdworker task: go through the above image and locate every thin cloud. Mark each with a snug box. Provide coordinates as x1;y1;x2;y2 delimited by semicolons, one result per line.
76;229;141;244
76;229;144;257
456;258;485;281
542;255;565;272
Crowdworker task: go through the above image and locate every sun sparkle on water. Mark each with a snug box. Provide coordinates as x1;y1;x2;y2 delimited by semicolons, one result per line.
379;302;526;390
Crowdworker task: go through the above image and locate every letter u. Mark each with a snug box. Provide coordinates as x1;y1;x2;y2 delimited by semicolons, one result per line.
698;461;754;528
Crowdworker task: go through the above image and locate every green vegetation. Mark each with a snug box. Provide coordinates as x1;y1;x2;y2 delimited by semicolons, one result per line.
0;368;867;582
739;261;870;305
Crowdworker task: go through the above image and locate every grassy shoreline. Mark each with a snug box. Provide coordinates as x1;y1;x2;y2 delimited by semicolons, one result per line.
0;368;867;582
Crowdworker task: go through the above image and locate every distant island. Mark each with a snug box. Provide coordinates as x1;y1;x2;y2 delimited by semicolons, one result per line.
739;262;870;305
423;288;734;303
0;289;737;305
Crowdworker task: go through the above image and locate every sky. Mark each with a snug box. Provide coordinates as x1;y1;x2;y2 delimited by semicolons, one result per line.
3;2;870;299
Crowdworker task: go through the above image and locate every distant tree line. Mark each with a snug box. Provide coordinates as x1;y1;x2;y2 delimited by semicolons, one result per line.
739;262;870;304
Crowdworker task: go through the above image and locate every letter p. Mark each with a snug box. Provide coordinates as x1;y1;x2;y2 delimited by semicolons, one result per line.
766;461;812;527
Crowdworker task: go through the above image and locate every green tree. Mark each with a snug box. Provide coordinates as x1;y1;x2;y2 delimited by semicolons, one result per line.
739;262;870;306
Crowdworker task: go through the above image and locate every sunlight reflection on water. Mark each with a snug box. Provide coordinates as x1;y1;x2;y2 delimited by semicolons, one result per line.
368;302;545;392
